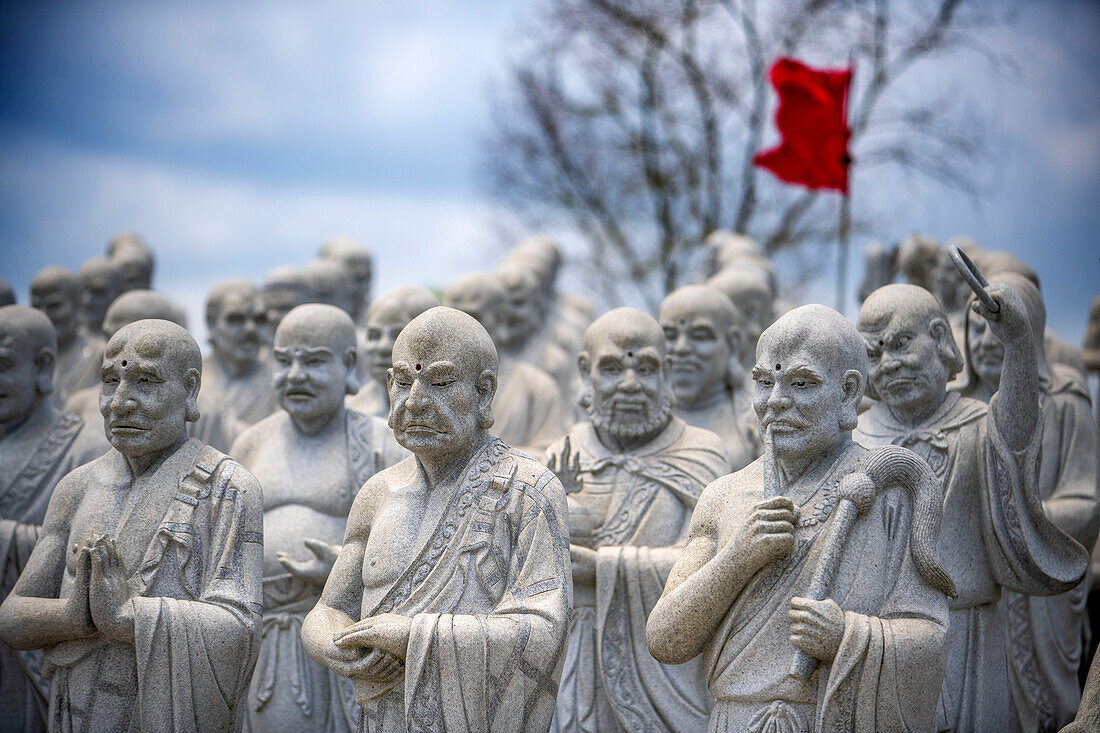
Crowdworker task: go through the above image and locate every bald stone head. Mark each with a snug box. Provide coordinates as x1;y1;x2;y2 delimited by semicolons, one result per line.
857;283;963;405
0;306;58;424
100;319;201;459
443;273;506;341
704;230;762;276
502;236;561;284
580;308;673;441
206;279;263;369
494;263;542;348
319;237;373;321
273;304;359;425
388;306;498;458
104;290;187;336
753;304;867;459
707;269;774;340
108;234;155;292
364;286;440;382
30;266;81;346
0;279;15;307
262;266;311;336
77;256;123;334
302;259;355;318
659;285;743;406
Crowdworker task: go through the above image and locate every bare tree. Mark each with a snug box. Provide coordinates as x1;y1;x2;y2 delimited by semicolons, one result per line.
484;0;1011;311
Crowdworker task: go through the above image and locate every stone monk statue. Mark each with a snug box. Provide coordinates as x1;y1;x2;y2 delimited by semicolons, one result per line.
204;279;277;429
545;307;729;733
76;257;122;341
0;319;265;732
955;273;1098;732
660;285;758;471
348;285;439;419
30;267;102;402
648;304;955;732
443;273;569;453
0;306;110;732
854;283;1088;732
231;304;407;733
301;306;572;733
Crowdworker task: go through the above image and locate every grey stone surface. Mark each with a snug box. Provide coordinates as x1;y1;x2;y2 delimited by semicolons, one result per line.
0;306;110;732
231;304;406;733
444;273;569;454
75;257;122;340
348;285;438;419
0;318;264;731
0;280;15;308
648;303;954;732
30;267;102;403
659;285;758;471
545;307;729;733
319;237;373;325
106;233;154;293
301;306;572;733
956;273;1098;731
302;259;356;319
854;283;1088;731
261;266;312;344
204;279;277;429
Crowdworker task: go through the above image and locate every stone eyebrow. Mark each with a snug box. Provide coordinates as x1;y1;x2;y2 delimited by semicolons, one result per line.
786;365;822;380
750;365;771;380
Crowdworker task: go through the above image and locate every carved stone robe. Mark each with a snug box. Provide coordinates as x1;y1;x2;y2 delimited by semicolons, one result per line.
346;379;388;420
855;393;1087;731
53;334;102;404
42;439;264;732
357;438;572;733
493;357;570;455
674;392;758;472
204;356;278;429
546;417;729;733
702;443;949;732
244;410;407;733
0;412;108;733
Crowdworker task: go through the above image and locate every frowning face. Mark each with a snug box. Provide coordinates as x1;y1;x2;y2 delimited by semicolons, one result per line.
273;328;349;427
388;348;484;458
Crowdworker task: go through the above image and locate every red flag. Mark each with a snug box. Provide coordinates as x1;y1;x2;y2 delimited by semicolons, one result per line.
753;58;852;194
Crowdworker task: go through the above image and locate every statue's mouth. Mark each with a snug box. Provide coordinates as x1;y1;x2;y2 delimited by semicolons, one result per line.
404;424;442;435
284;389;315;399
109;423;148;433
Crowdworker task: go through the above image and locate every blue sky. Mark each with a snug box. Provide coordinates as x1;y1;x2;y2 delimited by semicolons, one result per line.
1;0;1097;348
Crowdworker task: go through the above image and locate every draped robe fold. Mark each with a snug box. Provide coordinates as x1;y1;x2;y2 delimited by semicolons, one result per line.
357;438;572;733
855;392;1088;731
0;412;108;733
41;438;264;732
546;418;729;733
702;444;948;733
246;410;407;733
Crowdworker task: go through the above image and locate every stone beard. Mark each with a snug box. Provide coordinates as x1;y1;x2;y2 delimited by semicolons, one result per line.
582;381;673;439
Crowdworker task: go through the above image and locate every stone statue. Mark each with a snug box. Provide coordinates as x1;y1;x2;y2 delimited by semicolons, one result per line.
231;304;407;732
261;266;312;343
707;269;776;371
64;290;238;453
30;266;102;402
106;233;154;293
302;259;356;319
545;307;729;733
1062;654;1100;732
495;261;575;397
854;283;1088;731
895;233;942;293
0;319;264;731
0;280;15;307
443;273;569;453
76;257;122;340
204;279;277;429
301;306;572;732
348;285;439;419
701;230;762;278
0;306;111;731
954;273;1099;731
858;241;898;303
647;304;955;731
1083;295;1100;374
659;285;758;470
319;237;373;325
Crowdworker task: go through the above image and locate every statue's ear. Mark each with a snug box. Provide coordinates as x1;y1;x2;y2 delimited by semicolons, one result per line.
34;347;56;396
929;316;964;376
183;367;201;422
577;352;591;383
476;369;497;429
839;369;864;431
725;324;742;360
344;347;360;395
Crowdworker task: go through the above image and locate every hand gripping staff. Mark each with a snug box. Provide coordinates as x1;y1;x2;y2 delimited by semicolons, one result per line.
788;445;957;680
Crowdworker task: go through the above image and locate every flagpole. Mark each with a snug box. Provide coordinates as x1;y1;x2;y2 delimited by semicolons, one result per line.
837;189;851;314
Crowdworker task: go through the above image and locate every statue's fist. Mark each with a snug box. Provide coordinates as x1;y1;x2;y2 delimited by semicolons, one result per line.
738;496;797;570
973;283;1031;347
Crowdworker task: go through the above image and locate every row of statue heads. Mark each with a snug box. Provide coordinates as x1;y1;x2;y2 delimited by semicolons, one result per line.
0;226;1097;732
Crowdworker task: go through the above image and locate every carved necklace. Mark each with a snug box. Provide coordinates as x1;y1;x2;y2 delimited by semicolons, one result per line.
794;453;847;528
